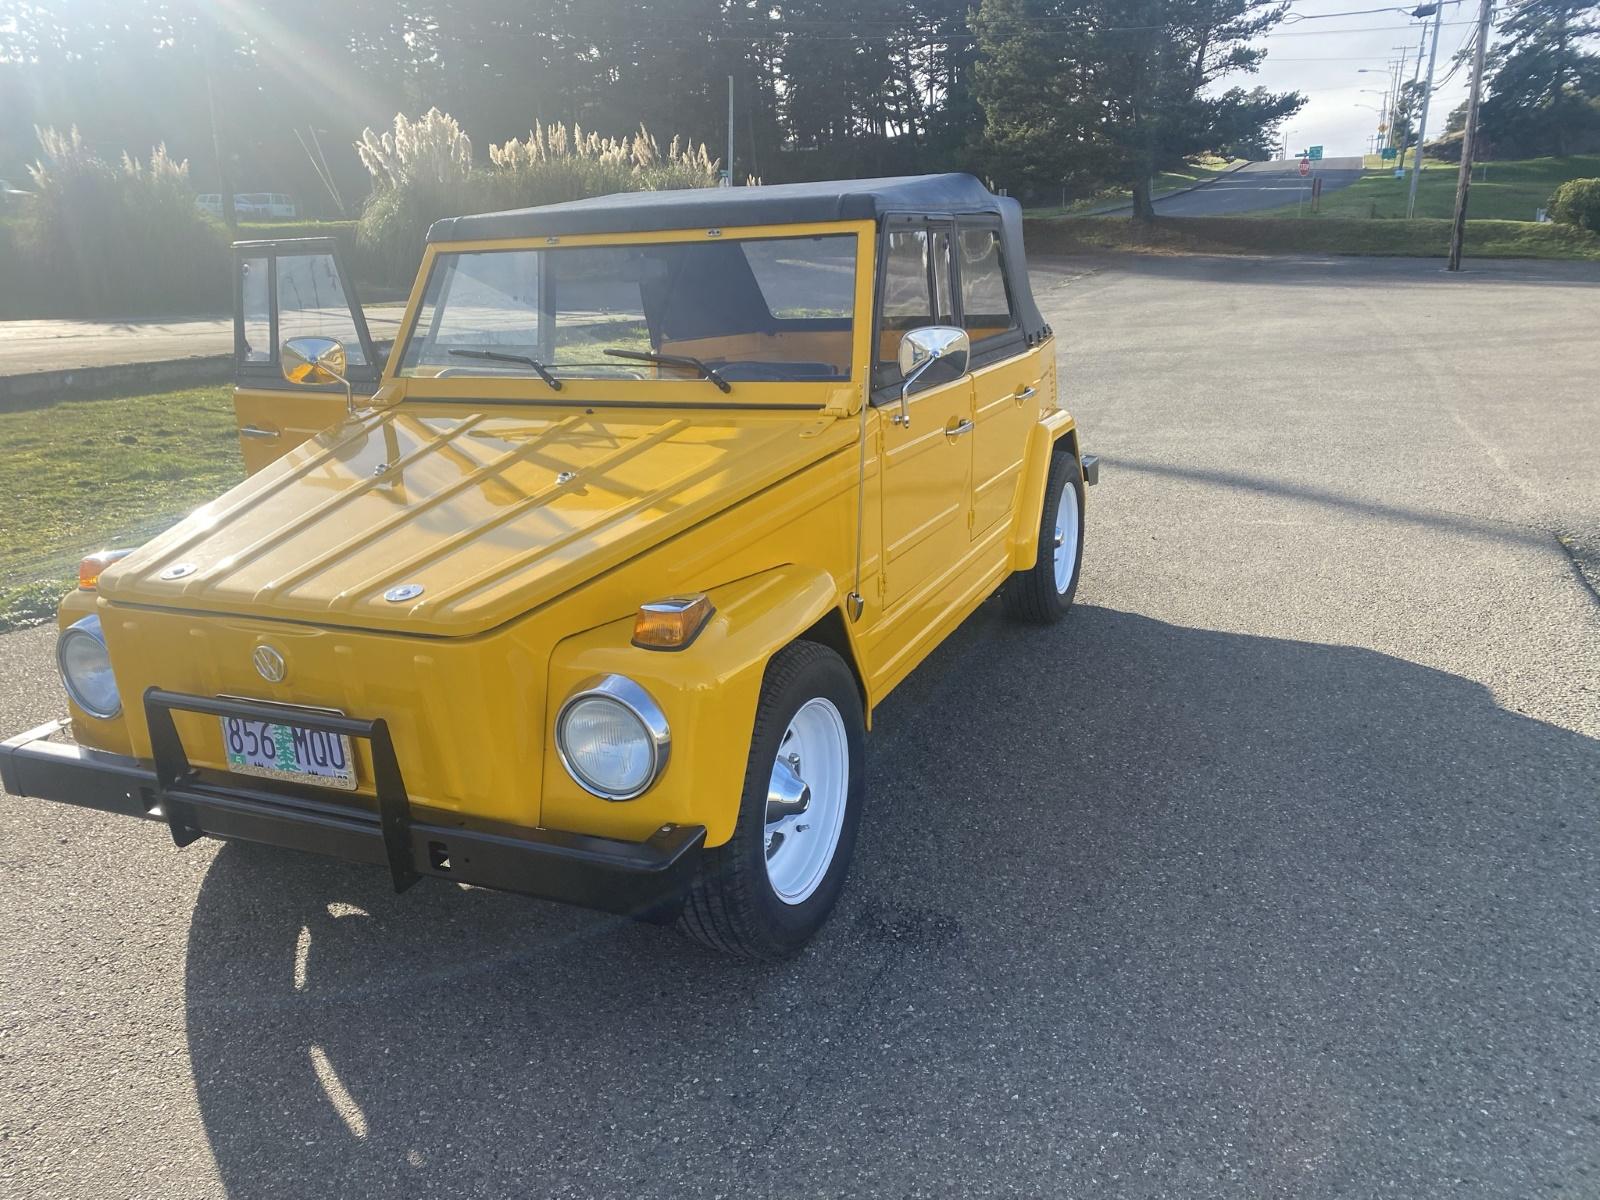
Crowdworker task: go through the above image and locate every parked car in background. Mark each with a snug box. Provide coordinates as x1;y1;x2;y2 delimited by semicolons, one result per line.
196;193;298;220
237;192;297;219
0;178;31;212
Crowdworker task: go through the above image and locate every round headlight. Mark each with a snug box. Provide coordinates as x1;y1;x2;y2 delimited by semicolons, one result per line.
57;615;121;719
555;675;670;801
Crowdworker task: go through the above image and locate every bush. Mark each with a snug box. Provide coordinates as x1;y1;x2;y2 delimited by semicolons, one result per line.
1548;178;1600;233
16;126;229;316
353;110;720;287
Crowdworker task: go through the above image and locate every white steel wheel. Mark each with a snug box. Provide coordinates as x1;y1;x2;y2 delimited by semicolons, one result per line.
763;697;850;905
678;640;865;960
1052;475;1081;595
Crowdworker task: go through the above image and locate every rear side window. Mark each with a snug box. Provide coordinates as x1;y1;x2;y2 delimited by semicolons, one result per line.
959;228;1016;340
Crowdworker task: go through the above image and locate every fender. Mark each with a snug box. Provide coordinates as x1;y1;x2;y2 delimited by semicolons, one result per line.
1008;410;1080;572
541;565;857;847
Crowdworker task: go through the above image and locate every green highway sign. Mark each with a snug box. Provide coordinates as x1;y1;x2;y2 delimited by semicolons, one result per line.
1381;146;1398;161
1308;145;1324;161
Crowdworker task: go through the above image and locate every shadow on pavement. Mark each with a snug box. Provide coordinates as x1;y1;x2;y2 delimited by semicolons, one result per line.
184;604;1600;1198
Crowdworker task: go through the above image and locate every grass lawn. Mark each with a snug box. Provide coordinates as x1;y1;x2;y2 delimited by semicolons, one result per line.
1024;213;1600;260
0;385;243;631
1026;158;1246;216
1257;154;1600;221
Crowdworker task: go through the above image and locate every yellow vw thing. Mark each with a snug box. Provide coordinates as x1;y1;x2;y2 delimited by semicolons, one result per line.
1;175;1097;958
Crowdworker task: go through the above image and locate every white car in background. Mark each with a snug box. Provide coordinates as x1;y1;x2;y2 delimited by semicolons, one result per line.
196;192;298;220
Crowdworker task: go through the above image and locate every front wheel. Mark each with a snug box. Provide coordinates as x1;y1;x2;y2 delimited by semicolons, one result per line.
677;640;865;959
1004;446;1085;623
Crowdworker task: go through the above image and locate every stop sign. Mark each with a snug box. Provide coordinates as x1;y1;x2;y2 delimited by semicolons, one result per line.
1299;158;1311;177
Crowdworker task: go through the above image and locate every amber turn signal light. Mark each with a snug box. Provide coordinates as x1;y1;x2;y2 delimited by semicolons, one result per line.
631;594;714;651
78;549;134;590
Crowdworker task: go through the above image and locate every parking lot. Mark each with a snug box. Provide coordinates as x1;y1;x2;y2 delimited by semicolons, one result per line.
2;253;1597;1198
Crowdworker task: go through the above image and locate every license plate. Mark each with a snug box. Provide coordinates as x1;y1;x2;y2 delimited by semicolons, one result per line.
220;715;357;790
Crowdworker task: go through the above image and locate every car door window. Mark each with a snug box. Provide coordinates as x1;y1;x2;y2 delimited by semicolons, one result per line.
275;253;368;366
876;222;963;392
233;242;379;390
958;227;1017;344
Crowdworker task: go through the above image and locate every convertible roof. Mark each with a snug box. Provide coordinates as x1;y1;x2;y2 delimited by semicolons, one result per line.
426;173;1050;346
427;173;1007;242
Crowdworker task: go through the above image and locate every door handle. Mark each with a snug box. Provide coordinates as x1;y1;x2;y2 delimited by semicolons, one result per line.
1014;386;1037;403
239;424;280;440
945;417;974;438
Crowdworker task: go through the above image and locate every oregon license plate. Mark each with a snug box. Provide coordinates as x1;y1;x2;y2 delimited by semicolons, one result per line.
220;716;357;790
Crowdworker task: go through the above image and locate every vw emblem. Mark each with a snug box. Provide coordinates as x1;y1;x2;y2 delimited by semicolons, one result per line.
252;644;287;684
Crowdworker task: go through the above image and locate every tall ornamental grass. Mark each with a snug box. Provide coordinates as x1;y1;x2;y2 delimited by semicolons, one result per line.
14;126;228;317
354;109;720;286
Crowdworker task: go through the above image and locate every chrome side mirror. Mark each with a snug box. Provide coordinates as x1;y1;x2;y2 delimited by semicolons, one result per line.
894;326;970;428
282;336;355;417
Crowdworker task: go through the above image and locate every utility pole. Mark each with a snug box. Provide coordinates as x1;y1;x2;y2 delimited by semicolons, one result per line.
1447;0;1494;270
726;75;735;187
202;29;237;231
1407;2;1444;217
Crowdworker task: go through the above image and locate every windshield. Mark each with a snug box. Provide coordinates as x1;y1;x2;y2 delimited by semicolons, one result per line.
399;233;858;384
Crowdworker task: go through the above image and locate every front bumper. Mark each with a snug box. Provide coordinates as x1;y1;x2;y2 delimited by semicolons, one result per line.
0;689;705;920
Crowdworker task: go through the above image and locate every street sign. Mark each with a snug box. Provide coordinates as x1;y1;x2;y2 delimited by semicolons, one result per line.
1308;145;1324;161
1299;158;1311;177
1380;146;1398;161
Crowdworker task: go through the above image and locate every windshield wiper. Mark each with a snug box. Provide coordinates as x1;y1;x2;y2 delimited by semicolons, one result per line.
604;348;731;393
447;348;563;391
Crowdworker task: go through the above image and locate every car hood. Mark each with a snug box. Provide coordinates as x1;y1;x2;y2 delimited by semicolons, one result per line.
100;403;854;637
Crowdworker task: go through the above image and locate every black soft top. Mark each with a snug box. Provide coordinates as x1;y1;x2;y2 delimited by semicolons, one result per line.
427;173;1047;344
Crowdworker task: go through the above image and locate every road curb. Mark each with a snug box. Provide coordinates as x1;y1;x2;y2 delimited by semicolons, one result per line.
0;355;231;410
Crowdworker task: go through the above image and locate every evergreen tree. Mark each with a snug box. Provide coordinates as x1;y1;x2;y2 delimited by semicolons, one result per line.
1480;0;1600;156
971;0;1302;214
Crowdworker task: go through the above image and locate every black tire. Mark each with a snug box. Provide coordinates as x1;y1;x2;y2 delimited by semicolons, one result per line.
677;640;865;960
1004;445;1085;623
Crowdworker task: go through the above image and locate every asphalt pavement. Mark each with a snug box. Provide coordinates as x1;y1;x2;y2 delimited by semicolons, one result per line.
0;308;405;377
2;253;1597;1198
1147;157;1365;215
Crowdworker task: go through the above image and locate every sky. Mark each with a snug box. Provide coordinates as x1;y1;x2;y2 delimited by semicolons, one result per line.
1251;0;1489;158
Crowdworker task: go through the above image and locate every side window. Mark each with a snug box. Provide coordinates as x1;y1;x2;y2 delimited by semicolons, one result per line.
276;253;368;366
958;227;1017;341
240;257;270;363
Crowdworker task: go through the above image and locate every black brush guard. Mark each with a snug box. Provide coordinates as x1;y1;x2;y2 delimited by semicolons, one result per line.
0;689;704;920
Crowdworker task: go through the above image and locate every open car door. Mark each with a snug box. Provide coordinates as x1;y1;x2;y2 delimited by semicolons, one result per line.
232;238;384;474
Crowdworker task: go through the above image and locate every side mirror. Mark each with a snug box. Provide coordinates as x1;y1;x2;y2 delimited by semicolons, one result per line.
281;336;355;417
893;326;969;428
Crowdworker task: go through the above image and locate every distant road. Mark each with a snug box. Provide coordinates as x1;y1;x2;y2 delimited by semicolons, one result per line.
1152;157;1365;216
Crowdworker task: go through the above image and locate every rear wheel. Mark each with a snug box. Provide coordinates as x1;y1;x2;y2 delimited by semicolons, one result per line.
1004;446;1085;623
678;641;864;959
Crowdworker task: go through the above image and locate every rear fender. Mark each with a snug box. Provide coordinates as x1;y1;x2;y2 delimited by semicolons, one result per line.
542;566;861;847
1009;412;1079;571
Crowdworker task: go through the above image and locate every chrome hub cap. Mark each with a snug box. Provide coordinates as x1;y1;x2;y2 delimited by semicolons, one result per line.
764;697;849;905
1052;478;1080;594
